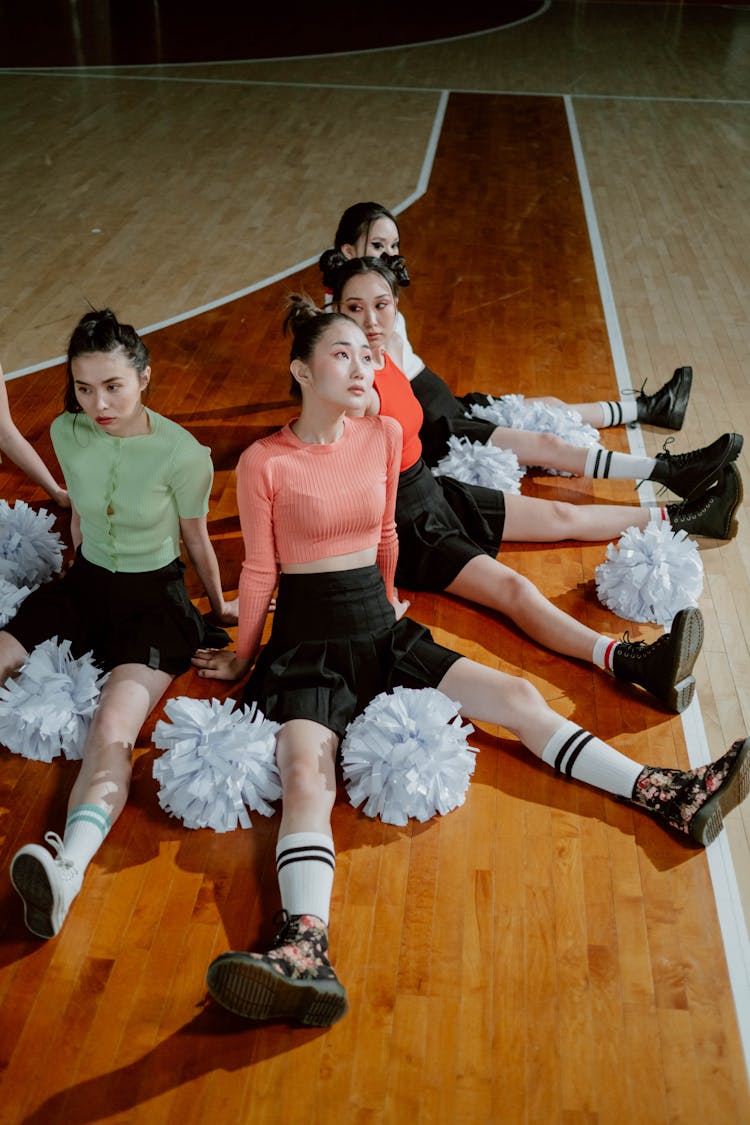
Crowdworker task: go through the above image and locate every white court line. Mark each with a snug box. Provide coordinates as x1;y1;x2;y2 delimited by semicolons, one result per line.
565;92;750;1080
4;91;450;382
0;3;551;71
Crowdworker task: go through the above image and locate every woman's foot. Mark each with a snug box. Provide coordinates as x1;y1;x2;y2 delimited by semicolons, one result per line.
667;463;743;540
611;606;704;713
631;738;750;845
10;832;83;938
636;366;692;430
650;432;743;499
206;912;349;1026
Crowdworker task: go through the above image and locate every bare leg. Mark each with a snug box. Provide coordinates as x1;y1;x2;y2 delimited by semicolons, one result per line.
490;427;589;474
275;718;339;837
0;631;29;681
68;662;173;821
445;554;604;661
502;491;650;543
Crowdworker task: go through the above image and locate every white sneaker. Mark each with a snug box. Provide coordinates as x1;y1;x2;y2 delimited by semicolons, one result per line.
10;832;83;939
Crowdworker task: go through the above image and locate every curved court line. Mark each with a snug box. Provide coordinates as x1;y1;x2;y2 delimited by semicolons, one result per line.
4;91;449;381
565;92;750;1080
0;4;551;72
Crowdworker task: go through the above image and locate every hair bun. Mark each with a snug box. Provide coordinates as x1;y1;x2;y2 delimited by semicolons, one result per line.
382;254;411;288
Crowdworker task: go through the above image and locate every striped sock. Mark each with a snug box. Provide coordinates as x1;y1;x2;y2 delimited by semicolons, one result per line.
62;804;112;871
584;446;656;481
541;720;643;798
596;400;639;427
276;832;336;925
592;635;618;671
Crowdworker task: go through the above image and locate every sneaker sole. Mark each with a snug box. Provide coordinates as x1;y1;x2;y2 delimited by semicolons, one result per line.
206;954;349;1027
663;607;704;712
10;853;56;939
688;738;750;846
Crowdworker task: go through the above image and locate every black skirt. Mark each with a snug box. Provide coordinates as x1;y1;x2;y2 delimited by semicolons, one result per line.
7;551;228;675
242;566;461;739
411;365;497;467
395;458;505;592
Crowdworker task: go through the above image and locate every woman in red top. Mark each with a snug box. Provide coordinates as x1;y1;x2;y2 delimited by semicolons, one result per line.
329;256;742;715
193;297;749;1030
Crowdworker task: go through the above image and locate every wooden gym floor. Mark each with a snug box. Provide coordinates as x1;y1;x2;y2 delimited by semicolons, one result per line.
1;4;749;1122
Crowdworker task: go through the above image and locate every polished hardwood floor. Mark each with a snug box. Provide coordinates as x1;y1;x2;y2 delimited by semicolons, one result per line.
1;4;749;1122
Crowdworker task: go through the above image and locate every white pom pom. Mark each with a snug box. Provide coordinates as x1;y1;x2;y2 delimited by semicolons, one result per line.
0;501;63;588
341;686;477;825
467;394;600;474
595;522;704;625
0;576;31;628
432;435;524;493
152;696;282;832
0;637;108;761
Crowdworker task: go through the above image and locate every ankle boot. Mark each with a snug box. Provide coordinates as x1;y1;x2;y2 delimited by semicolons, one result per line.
649;432;743;499
206;912;349;1026
630;738;750;845
611;606;704;713
636;366;692;430
667;464;743;540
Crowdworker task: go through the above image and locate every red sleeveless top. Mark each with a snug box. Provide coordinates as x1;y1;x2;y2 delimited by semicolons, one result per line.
373;353;423;472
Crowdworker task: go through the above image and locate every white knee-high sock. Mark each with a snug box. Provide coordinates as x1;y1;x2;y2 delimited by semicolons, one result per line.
584;446;657;481
62;804;112;872
276;832;335;925
596;400;639;427
541;720;643;798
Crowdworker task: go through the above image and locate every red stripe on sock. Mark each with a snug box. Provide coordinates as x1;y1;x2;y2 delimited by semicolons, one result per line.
604;639;618;671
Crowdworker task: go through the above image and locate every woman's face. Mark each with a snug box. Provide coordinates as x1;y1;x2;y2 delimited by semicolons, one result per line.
293;320;374;411
338;271;398;353
71;350;150;437
342;216;400;260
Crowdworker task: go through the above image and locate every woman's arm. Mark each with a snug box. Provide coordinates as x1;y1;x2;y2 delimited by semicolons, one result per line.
0;366;69;506
179;515;238;625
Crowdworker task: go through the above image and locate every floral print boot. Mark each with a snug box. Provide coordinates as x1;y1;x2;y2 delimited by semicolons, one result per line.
206;912;348;1026
631;737;750;845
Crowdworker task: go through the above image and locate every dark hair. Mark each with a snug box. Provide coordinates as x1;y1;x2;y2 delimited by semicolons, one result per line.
333;201;399;253
318;202;410;289
283;294;364;400
327;255;409;305
64;308;150;413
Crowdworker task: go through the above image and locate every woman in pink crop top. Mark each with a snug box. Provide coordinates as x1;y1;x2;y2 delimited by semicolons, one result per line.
329;256;740;716
192;296;749;1030
319;200;703;469
4;309;237;943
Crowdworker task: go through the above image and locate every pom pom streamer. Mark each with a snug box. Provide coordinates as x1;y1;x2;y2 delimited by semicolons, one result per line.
152;696;282;832
595;522;704;626
0;576;31;628
467;394;600;474
432;435;524;493
341;687;477;825
0;637;108;762
0;500;63;588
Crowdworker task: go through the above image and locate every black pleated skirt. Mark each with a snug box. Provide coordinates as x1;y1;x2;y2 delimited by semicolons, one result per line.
394;458;505;592
411;365;498;467
242;566;461;739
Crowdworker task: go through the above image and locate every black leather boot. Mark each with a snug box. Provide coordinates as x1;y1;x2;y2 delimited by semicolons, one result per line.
649;432;743;499
667;464;742;540
636;366;692;430
611;606;704;713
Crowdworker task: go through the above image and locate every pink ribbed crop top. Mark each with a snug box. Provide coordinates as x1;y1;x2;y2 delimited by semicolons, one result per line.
236;413;402;660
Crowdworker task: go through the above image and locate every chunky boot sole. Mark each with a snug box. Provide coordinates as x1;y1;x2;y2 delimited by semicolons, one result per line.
688;738;750;846
207;952;349;1027
663;607;705;712
718;462;743;541
10;851;57;939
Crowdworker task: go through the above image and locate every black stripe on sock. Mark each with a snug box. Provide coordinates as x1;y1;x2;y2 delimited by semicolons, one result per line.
612;402;623;426
563;732;594;777
593;449;603;477
276;846;336;874
554;728;592;776
601;450;614;479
